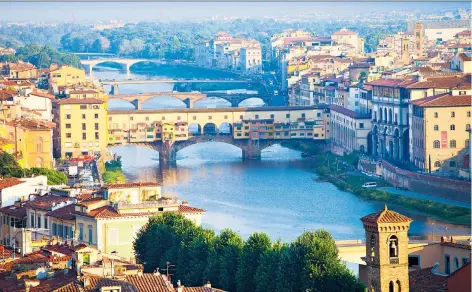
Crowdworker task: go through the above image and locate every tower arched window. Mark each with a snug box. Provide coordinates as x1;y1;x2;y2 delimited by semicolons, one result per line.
434;112;438;118
389;281;394;292
389;235;399;261
451;111;455;118
433;140;440;148
434;161;441;168
450;140;456;148
450;124;455;131
370;235;376;262
466;124;470;131
434;125;438;131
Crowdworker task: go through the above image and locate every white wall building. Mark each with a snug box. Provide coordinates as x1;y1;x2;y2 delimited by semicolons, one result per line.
0;176;48;208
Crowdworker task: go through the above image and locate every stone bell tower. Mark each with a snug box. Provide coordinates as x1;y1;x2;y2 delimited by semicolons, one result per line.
361;205;412;292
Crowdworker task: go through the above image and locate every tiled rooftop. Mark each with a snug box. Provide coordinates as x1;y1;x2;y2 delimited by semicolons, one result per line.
361;205;412;224
410;93;471;108
0;178;24;190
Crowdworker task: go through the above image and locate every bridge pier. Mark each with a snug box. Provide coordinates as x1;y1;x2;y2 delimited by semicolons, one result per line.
131;99;143;110
241;140;263;160
183;98;194;108
110;84;119;95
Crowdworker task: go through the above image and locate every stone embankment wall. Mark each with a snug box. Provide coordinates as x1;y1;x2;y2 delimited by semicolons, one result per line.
381;160;471;203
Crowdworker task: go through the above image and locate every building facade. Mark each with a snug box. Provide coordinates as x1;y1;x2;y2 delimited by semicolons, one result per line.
410;92;471;173
53;98;108;158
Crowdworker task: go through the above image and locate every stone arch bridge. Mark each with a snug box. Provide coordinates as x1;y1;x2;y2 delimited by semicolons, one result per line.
108;92;272;109
131;135;325;164
80;58;160;74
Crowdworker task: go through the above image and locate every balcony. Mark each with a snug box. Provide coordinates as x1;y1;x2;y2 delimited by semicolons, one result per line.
390;257;399;265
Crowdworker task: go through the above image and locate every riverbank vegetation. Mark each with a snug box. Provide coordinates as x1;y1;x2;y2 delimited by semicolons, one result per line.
0;152;67;185
102;156;125;184
134;213;364;292
309;150;471;226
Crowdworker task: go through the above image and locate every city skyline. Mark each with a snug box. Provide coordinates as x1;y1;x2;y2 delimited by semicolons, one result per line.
0;2;469;23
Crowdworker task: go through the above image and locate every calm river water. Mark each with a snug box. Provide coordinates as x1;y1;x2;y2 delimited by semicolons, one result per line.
93;66;471;242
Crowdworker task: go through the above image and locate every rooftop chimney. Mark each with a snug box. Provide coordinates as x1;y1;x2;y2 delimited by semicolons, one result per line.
204;281;212;288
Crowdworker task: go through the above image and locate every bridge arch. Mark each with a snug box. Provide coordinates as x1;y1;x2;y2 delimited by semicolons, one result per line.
188;123;202;136
238;97;266;107
128;60;160;71
218;122;232;135
140;95;188;109
203;123;218;135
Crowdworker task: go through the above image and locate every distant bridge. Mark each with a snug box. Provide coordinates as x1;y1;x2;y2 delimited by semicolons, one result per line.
80;58;161;74
108;91;272;108
101;79;258;85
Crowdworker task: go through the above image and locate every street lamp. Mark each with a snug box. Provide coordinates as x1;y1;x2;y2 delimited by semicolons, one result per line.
431;222;435;241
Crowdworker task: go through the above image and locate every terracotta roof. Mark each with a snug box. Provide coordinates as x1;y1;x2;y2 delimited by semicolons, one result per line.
46;204;76;220
31;89;54;100
15;250;71;265
332;29;357;36
0;90;16;101
69;90;98;94
361;206;412;224
178;205;205;213
405;76;470;89
0;136;14;146
181;288;227;292
0;178;23;190
455;30;471;37
56;98;104;105
23;195;75;211
6;118;55;130
0;205;26;218
126;274;174;292
84;275;138;292
0;245;20;259
367;78;413;87
410;93;471;108
77;197;105;206
409;267;447;292
42;244;74;257
104;182;161;189
329;105;371;119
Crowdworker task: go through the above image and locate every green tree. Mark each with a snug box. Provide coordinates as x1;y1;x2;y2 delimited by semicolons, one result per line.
236;232;271;292
25;168;68;185
204;229;243;291
255;240;286;292
0;152;23;178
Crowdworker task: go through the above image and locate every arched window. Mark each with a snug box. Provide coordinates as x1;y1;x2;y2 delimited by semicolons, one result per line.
388;108;393;123
434;125;439;131
450;140;456;148
450;124;455;130
434;112;438;118
384;108;387;122
451;112;455;117
389;281;394;292
449;161;456;167
466;124;471;131
36;137;43;153
379;107;383;121
434;161;441;168
370;235;376;261
433;140;440;148
396;280;402;292
389;235;399;259
35;157;43;168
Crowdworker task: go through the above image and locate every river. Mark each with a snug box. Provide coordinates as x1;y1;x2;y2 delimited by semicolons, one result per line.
93;65;471;242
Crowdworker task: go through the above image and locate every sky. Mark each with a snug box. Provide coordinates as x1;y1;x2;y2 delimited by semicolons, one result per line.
0;2;469;23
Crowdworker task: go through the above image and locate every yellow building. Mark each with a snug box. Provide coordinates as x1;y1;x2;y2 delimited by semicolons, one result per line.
48;65;86;88
4;118;55;168
0;137;14;154
68;89;101;100
162;122;175;141
410;92;471;173
54;98;108;158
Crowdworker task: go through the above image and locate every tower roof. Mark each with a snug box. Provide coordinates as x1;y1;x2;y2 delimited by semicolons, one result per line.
361;205;412;224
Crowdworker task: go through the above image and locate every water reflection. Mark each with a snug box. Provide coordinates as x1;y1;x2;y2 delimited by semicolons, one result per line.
110;144;471;241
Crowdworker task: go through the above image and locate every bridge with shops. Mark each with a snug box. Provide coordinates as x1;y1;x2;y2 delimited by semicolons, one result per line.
107;106;329;164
